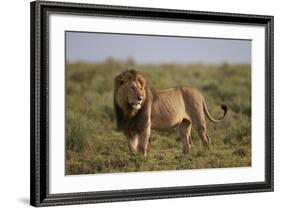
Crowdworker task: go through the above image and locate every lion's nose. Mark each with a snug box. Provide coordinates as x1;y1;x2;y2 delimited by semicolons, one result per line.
137;96;143;101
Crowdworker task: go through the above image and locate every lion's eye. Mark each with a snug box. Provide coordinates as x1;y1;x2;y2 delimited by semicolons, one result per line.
120;80;124;85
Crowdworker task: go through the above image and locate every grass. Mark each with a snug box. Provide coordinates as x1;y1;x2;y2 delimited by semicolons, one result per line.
66;59;251;175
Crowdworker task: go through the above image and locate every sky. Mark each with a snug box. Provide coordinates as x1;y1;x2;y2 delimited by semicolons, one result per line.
66;31;251;64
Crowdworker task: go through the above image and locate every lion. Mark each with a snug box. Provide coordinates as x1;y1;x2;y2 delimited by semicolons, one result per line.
114;69;227;156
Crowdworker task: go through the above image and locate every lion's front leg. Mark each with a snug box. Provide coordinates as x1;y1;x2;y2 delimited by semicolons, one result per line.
127;135;139;154
139;124;151;156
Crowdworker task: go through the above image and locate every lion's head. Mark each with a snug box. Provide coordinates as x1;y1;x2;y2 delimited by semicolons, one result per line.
115;70;146;111
114;70;152;131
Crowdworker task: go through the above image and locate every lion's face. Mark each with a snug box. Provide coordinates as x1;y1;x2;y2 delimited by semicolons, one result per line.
115;70;146;112
125;80;145;110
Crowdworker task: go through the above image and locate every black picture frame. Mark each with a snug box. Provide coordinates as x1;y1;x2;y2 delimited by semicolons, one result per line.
30;0;274;207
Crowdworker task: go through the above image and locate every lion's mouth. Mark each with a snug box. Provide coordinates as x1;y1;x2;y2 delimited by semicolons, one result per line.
129;102;142;110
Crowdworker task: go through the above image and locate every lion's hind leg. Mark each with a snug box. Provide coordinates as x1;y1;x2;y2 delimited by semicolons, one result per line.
179;119;192;155
195;123;210;149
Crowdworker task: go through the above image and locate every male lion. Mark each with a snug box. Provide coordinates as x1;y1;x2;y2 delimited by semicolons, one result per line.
114;70;227;156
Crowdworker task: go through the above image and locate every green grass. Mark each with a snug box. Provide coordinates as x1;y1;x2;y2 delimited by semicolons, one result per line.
66;59;251;175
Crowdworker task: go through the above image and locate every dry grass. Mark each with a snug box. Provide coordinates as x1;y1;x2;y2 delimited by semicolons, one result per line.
66;60;251;175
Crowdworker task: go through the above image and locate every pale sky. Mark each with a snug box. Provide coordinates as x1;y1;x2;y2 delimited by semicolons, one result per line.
66;31;251;64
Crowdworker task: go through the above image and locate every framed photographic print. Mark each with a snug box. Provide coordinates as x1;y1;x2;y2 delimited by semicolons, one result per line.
30;0;274;207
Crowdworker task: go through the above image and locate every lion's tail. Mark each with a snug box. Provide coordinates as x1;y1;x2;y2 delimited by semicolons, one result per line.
203;100;227;123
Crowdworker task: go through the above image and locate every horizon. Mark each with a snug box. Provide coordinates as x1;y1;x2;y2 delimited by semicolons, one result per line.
66;58;251;66
66;31;251;65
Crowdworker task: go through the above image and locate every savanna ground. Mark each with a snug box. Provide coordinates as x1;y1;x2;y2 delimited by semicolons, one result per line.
66;59;251;175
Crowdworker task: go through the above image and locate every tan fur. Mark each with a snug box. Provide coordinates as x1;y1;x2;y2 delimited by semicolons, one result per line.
114;70;227;156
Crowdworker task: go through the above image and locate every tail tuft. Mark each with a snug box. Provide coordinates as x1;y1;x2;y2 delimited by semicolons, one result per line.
221;104;228;113
203;101;228;123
